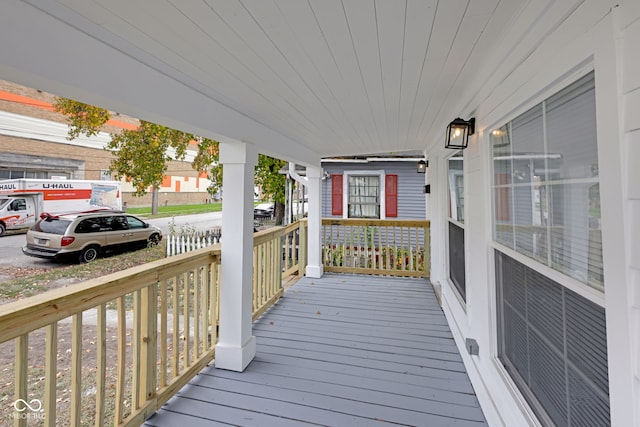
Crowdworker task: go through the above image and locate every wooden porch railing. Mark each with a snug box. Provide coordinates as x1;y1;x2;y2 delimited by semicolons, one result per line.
251;220;306;320
0;220;306;427
1;248;221;427
322;218;430;278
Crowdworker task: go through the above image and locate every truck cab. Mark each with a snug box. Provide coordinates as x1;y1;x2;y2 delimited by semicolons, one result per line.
0;193;41;236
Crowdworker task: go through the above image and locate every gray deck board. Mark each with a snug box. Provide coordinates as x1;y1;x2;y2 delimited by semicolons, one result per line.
145;274;487;426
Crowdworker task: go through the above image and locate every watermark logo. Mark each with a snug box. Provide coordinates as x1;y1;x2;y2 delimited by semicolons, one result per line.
13;399;45;420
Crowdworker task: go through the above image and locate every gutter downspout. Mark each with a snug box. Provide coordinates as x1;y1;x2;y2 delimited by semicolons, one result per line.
289;162;307;186
288;162;308;225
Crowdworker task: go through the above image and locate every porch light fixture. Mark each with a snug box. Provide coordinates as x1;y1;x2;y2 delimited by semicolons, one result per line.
445;117;475;149
417;160;428;174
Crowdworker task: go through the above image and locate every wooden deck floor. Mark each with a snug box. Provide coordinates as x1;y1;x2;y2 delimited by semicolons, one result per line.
145;274;487;426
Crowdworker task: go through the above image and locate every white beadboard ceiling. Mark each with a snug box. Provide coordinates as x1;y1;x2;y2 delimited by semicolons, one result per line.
0;0;610;165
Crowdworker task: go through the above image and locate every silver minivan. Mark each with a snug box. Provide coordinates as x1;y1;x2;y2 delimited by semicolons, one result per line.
23;211;162;263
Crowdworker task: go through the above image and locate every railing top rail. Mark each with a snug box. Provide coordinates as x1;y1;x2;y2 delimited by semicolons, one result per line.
253;225;286;246
0;245;221;344
322;218;430;227
282;221;302;234
253;219;304;246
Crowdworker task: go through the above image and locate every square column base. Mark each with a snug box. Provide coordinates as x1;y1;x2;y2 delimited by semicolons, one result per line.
305;265;324;278
214;336;256;372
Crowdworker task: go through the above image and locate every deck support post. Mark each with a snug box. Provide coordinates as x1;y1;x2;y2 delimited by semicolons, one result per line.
305;166;324;278
215;141;258;372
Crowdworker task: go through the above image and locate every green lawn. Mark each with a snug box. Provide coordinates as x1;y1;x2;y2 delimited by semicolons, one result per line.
126;202;222;218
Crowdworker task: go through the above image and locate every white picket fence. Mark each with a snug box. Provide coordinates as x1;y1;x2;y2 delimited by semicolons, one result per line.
166;229;222;257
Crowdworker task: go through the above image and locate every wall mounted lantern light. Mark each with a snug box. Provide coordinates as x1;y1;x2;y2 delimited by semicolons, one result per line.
417;160;428;174
445;117;475;149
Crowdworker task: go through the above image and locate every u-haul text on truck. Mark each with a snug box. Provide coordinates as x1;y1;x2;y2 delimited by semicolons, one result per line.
0;179;122;236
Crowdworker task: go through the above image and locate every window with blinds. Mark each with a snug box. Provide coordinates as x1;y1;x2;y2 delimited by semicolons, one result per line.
496;250;610;426
347;175;380;218
490;72;603;291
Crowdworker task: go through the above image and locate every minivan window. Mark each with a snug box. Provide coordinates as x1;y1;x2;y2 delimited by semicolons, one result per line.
34;219;71;235
126;216;146;229
75;218;103;233
110;216;129;230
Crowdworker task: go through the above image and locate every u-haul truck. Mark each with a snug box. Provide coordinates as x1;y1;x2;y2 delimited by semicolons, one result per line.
0;179;122;236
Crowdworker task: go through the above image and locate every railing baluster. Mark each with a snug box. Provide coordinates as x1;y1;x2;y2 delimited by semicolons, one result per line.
292;229;298;268
285;232;290;271
299;221;307;275
172;277;180;378
253;247;258;312
71;313;82;427
276;237;283;292
378;225;382;272
132;290;142;411
194;270;201;361
115;296;126;424
211;259;219;342
386;225;390;271
270;238;275;298
183;272;190;369
14;334;28;427
416;226;419;271
140;283;157;408
425;224;431;277
160;280;168;388
407;227;415;271
95;305;106;427
200;266;208;352
258;245;263;308
44;323;57;427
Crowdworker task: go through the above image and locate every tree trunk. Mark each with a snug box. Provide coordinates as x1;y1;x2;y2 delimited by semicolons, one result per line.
275;201;285;225
151;187;159;215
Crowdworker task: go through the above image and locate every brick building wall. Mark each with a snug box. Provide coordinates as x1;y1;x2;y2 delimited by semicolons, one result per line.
0;80;210;207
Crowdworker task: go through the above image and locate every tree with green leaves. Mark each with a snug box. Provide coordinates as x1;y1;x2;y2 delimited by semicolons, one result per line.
254;155;287;224
191;137;221;198
53;98;220;214
55;98;289;221
52;98;110;139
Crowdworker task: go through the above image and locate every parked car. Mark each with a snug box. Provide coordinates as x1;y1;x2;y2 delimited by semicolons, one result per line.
22;211;162;263
253;202;275;219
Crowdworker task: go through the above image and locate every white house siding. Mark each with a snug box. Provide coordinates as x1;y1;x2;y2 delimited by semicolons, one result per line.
321;161;426;219
621;2;640;422
428;2;639;426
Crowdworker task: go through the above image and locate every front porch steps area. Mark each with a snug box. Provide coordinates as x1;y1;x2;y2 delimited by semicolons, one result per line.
145;274;487;426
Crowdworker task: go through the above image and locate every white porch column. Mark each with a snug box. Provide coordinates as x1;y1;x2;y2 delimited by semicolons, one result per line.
305;166;323;278
215;141;258;372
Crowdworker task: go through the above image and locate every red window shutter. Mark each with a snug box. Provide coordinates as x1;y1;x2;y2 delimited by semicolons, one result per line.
331;174;343;216
385;174;398;217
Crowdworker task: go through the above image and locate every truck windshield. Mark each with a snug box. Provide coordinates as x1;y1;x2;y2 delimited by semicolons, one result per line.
0;198;9;210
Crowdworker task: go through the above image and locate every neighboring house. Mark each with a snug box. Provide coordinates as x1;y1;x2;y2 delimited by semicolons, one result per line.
321;156;426;220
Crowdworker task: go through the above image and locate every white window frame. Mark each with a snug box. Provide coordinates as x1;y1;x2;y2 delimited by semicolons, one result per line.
487;72;604;306
444;152;466;308
342;170;386;220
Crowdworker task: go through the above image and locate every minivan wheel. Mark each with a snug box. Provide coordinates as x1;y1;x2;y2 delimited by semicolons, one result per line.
147;233;160;247
79;246;99;263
